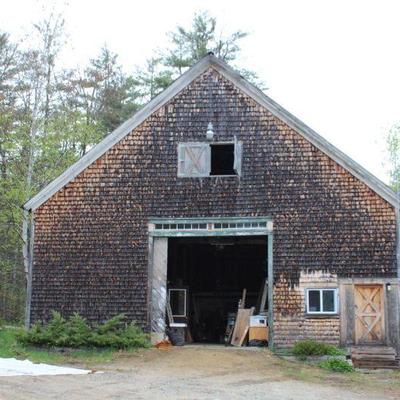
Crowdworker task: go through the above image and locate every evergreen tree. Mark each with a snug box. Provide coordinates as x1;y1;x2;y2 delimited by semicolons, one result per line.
135;11;264;100
65;47;140;156
164;11;248;71
134;57;174;103
86;47;140;134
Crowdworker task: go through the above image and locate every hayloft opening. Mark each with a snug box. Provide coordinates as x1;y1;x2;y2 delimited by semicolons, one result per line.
210;144;235;175
167;236;267;344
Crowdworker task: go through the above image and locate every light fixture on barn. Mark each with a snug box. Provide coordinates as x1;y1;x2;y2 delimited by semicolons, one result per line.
206;122;214;140
206;73;214;140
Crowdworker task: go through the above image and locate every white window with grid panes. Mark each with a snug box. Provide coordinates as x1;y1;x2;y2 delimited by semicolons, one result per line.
306;288;338;314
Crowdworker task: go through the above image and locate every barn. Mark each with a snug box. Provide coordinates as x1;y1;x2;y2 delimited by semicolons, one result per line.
23;54;400;353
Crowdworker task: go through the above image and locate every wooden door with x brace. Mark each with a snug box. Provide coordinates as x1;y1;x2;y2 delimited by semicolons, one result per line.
354;285;385;345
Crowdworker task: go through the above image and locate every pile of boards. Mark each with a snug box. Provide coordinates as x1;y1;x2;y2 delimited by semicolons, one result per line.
228;286;269;347
229;307;268;346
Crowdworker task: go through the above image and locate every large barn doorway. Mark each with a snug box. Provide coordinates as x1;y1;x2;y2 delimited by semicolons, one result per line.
148;217;273;347
167;236;267;343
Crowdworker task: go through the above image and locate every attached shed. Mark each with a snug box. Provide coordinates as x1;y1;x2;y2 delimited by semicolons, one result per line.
23;54;400;352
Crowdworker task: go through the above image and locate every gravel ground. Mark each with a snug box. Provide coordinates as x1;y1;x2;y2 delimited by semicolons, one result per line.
0;345;398;400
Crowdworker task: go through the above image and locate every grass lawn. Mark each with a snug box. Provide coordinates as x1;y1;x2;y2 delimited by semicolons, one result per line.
280;358;400;395
0;326;139;367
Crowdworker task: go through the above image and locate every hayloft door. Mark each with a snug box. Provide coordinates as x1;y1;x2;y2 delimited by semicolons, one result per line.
354;285;385;344
177;143;211;177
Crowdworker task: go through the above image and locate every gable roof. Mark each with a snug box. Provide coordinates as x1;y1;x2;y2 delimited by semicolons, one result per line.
24;54;398;211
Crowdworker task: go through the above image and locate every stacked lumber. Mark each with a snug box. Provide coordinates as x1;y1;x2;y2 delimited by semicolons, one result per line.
231;307;255;346
351;347;399;369
230;288;269;347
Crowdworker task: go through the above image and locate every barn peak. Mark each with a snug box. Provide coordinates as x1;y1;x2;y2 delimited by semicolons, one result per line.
23;53;398;210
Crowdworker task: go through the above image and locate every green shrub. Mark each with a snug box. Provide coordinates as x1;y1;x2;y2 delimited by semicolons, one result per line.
17;311;150;350
17;311;69;347
292;340;344;357
94;314;125;335
91;323;150;349
65;313;92;347
319;358;354;373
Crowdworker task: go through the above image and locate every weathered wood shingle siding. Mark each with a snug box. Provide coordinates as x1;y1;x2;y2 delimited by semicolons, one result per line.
31;68;397;330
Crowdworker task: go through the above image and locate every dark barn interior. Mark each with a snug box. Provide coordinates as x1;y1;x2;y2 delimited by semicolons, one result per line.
167;236;267;343
210;143;235;175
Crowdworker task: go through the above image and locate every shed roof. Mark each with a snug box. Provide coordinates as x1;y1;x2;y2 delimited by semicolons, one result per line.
24;54;398;210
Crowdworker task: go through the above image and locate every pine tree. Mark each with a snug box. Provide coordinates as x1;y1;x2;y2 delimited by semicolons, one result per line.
164;11;248;70
135;11;264;100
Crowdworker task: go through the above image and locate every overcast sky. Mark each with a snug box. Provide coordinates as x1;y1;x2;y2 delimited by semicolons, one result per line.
2;0;400;183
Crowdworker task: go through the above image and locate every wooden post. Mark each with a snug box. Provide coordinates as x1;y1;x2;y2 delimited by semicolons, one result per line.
267;234;274;349
240;288;247;309
24;211;34;330
259;280;268;314
150;237;168;343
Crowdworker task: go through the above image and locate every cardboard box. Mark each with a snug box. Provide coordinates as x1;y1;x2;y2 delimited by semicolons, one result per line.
249;327;268;341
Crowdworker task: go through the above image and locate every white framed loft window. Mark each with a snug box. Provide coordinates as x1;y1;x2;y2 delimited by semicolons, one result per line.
306;288;338;314
168;288;187;318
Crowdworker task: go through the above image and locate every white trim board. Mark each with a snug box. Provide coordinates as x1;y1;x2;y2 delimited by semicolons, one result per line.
23;54;398;210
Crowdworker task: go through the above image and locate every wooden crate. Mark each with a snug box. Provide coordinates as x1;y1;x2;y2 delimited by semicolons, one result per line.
249;327;268;341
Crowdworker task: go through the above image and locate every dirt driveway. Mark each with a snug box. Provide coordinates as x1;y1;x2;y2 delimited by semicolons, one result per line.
0;345;399;400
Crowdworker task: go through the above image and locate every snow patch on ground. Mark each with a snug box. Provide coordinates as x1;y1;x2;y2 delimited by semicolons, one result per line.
0;358;92;376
